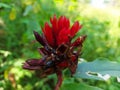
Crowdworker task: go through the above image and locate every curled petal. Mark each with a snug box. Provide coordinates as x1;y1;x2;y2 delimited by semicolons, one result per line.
22;59;44;70
23;62;41;70
71;35;87;47
33;31;46;46
70;21;82;37
38;48;49;56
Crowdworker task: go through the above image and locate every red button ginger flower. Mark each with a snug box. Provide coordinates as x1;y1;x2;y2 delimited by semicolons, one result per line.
23;15;86;90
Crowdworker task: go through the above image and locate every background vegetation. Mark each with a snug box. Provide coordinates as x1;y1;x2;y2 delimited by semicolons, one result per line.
0;0;120;90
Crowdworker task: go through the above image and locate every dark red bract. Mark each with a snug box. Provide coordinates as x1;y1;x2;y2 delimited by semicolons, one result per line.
23;15;86;90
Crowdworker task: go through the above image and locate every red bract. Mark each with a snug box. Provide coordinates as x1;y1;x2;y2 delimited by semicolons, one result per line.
23;15;86;90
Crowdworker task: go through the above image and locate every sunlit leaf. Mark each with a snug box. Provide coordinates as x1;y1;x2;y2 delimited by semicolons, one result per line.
0;50;11;57
23;5;32;16
22;0;35;5
74;58;120;81
33;2;41;13
61;82;103;90
4;70;9;80
9;8;16;20
0;3;11;8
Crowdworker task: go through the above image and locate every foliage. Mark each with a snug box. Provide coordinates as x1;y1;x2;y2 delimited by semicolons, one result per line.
75;58;120;80
0;0;120;90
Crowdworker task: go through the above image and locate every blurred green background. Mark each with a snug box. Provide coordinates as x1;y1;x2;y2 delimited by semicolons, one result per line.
0;0;120;90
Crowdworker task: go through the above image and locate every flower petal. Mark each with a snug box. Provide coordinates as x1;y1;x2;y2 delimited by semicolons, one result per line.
71;35;87;47
57;28;70;45
42;22;54;47
22;59;44;70
26;59;44;66
70;21;82;37
38;48;49;56
65;17;70;29
50;15;58;42
50;15;58;34
58;16;65;30
33;31;46;46
58;16;70;30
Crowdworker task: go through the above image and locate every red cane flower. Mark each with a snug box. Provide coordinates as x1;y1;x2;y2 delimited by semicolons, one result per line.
23;15;86;90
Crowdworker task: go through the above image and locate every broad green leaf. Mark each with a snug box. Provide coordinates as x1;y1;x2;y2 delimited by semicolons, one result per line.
74;59;120;80
61;82;103;90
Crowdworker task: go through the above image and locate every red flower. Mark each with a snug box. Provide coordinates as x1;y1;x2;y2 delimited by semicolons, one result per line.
23;15;86;90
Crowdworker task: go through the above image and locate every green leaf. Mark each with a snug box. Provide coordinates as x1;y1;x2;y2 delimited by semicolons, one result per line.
0;3;11;8
61;82;103;90
74;58;120;80
23;5;33;16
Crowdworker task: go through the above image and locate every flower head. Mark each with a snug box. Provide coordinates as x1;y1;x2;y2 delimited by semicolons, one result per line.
23;15;86;90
